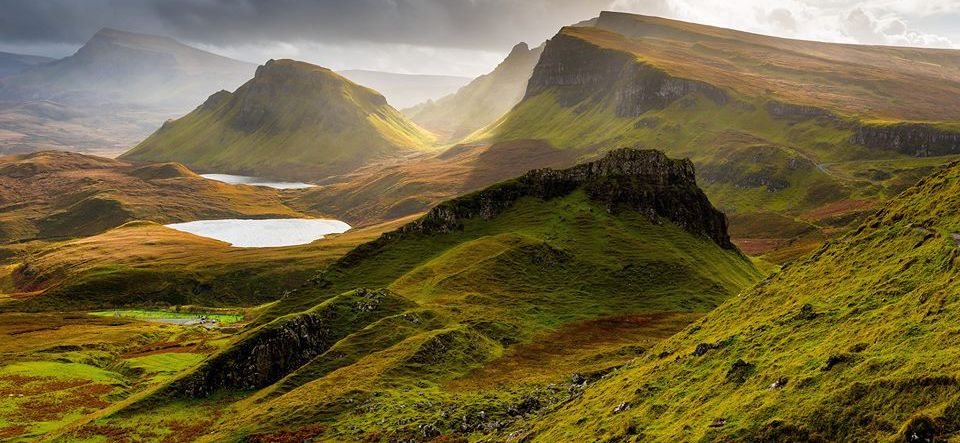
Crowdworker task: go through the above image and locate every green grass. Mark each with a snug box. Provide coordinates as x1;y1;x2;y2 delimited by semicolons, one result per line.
0;361;122;384
87;160;763;440
0;311;237;441
500;161;960;441
122;59;437;181
90;309;243;324
464;22;960;262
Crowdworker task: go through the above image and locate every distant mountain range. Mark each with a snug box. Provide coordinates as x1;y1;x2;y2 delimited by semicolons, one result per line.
337;70;470;109
404;42;543;141
0;28;255;109
122;59;436;180
0;29;478;156
0;51;53;78
0;29;257;156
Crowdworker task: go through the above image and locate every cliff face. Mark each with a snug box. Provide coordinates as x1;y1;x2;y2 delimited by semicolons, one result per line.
524;33;726;117
410;148;731;247
165;289;412;398
850;123;960;157
335;149;733;268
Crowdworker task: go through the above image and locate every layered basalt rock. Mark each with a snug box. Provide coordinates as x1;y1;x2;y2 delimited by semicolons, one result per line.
850;123;960;157
161;289;412;398
524;33;726;117
341;149;735;269
764;101;834;122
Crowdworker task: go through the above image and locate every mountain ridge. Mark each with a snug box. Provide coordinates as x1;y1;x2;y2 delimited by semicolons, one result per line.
404;41;544;141
471;11;960;261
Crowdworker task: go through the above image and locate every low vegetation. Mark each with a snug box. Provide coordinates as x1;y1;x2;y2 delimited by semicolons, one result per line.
499;160;960;441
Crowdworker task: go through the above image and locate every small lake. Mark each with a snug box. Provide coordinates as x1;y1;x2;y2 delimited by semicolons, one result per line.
200;173;315;190
165;219;351;247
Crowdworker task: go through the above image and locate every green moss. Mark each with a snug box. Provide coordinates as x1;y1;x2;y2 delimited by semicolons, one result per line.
507;161;960;441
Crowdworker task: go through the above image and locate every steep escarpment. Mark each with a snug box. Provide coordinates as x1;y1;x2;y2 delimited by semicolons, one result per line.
122;59;435;181
478;14;960;261
851;123;960;157
404;42;544;140
328;148;735;282
524;33;726;117
396;148;731;247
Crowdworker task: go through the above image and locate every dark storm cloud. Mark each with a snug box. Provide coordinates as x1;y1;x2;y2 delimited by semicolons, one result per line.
0;0;611;50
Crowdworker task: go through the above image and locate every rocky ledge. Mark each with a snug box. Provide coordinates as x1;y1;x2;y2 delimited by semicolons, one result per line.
154;289;411;399
338;149;734;273
850;123;960;157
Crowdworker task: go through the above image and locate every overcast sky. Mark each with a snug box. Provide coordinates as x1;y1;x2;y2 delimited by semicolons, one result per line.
1;0;958;77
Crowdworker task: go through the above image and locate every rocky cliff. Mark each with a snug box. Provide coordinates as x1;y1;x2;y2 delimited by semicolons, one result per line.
850;123;960;157
334;149;734;274
160;289;413;398
524;32;726;117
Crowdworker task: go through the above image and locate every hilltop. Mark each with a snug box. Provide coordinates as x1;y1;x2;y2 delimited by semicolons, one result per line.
0;28;255;155
75;149;762;441
503;157;960;441
470;11;960;261
404;42;544;141
0;28;253;108
122;59;437;181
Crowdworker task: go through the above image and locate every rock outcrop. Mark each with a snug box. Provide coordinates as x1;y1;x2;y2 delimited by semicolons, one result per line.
337;149;734;273
163;289;412;398
850;123;960;157
764;100;834;122
525;33;727;117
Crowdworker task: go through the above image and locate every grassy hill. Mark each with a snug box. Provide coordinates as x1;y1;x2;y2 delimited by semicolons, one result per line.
3;218;405;311
69;149;762;441
404;42;543;141
122;59;437;181
0;151;313;245
470;11;960;261
496;158;960;442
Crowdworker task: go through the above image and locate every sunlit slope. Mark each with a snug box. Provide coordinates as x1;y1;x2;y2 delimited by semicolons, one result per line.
4;218;404;310
509;160;960;442
89;149;762;441
404;42;543;141
0;151;304;244
122;59;436;181
476;11;960;261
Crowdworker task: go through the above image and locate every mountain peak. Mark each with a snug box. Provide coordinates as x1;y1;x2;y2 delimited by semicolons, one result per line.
507;42;530;57
83;27;178;48
123;57;435;181
250;58;386;107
